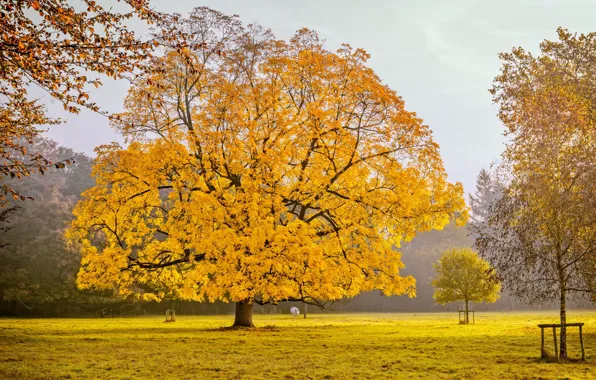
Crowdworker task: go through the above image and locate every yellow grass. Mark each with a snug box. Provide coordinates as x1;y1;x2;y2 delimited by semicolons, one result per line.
0;311;594;379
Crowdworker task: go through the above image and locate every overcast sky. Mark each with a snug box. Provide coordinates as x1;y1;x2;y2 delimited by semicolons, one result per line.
45;0;596;197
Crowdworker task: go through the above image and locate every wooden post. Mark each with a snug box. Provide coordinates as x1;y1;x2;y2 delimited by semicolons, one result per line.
165;309;176;322
579;324;585;361
541;327;545;359
552;327;558;361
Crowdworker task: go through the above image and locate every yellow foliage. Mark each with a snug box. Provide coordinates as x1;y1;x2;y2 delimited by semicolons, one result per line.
432;248;501;306
67;24;466;305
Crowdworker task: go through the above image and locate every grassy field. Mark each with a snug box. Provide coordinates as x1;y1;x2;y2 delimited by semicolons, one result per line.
0;311;594;379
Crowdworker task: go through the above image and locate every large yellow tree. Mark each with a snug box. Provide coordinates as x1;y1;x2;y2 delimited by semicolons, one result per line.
67;8;467;327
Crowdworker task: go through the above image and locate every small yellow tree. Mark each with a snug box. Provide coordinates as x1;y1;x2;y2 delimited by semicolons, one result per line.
432;248;500;323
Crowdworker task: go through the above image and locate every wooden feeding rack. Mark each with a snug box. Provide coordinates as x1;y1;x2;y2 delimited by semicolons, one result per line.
537;323;585;361
165;309;176;322
458;310;475;324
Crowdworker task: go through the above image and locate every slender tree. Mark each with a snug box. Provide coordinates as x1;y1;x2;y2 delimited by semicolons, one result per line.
67;8;467;327
479;28;596;359
432;248;500;323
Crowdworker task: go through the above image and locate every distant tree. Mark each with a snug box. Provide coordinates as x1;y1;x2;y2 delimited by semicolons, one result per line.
0;0;159;205
468;169;502;233
432;248;500;323
400;223;474;310
479;28;596;359
67;8;467;328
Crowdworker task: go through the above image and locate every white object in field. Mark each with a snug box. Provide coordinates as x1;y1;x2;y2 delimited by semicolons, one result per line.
290;307;300;317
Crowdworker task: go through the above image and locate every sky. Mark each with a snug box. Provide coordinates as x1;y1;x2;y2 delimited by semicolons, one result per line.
45;0;596;197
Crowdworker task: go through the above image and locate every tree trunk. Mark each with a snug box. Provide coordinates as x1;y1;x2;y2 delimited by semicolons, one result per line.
233;300;254;327
304;303;307;319
559;285;567;360
465;299;469;324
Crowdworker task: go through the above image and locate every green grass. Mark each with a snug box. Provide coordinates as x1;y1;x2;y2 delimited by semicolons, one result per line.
0;311;594;379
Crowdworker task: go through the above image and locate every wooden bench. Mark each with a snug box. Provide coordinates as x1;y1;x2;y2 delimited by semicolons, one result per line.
538;323;585;361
